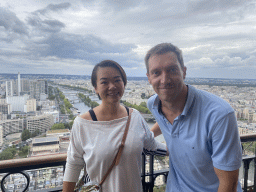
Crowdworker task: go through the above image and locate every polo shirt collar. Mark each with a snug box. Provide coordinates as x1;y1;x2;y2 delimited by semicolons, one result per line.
181;85;196;117
152;94;160;109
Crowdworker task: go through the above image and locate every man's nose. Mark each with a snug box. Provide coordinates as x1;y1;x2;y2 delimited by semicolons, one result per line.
160;72;169;84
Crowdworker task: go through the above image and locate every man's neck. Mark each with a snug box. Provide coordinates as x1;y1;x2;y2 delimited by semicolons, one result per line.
160;85;188;124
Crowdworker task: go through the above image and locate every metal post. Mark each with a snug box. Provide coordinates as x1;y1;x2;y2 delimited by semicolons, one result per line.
149;155;154;192
142;153;146;192
244;158;252;192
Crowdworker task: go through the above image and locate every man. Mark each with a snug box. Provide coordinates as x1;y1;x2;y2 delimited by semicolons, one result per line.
145;43;242;192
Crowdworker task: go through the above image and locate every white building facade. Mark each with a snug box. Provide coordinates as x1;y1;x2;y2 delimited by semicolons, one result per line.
26;114;54;134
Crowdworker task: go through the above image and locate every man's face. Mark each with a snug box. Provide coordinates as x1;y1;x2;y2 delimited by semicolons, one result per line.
147;51;187;103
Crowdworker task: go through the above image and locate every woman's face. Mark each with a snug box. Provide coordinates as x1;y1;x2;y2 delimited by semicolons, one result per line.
95;67;125;103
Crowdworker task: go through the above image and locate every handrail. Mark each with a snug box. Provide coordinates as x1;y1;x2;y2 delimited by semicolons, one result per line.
0;153;67;170
240;134;256;142
0;153;67;173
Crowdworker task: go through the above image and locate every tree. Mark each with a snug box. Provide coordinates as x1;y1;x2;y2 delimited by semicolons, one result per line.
48;95;55;100
64;123;71;129
91;101;99;108
19;146;30;158
31;129;40;137
69;120;74;129
0;150;13;160
51;123;65;130
21;129;31;141
0;146;17;160
140;102;147;108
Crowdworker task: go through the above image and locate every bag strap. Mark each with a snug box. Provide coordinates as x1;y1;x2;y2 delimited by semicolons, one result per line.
98;108;133;187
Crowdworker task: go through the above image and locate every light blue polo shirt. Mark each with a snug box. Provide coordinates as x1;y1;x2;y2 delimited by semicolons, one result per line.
147;85;242;192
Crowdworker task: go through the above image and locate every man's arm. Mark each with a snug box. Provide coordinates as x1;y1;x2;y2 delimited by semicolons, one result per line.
150;122;162;137
214;167;239;192
63;181;76;192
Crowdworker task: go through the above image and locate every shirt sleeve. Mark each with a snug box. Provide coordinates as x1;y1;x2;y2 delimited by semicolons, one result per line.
211;111;242;171
63;119;85;182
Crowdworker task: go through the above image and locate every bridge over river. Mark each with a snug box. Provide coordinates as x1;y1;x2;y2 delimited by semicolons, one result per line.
141;114;155;122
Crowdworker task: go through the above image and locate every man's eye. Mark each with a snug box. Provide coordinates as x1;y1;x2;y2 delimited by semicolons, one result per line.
169;68;178;74
101;81;107;84
115;79;121;82
153;71;159;75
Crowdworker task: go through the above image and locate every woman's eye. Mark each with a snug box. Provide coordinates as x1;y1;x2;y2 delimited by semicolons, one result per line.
101;81;107;84
115;79;121;82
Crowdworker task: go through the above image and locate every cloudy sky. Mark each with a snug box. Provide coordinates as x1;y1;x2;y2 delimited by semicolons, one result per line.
1;0;256;79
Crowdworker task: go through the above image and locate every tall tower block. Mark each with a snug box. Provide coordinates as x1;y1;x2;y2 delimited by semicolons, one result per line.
18;72;21;96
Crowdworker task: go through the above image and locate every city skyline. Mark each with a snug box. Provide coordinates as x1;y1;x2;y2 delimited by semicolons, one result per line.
1;0;256;79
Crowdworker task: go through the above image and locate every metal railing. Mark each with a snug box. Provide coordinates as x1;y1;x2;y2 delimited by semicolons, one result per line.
0;154;66;192
1;134;256;192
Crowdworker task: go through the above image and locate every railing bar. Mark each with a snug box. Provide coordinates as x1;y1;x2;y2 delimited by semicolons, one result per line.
149;155;154;192
0;161;66;174
243;159;250;191
0;153;67;170
254;158;256;192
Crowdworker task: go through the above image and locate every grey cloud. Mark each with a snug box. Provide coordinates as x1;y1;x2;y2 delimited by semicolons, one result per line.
80;0;145;11
188;0;248;15
0;7;28;36
24;33;140;68
36;2;71;15
27;17;65;33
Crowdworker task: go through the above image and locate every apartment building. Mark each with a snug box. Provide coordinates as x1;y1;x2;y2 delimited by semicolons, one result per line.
0;118;24;136
25;99;37;112
26;114;54;134
6;81;13;97
0;125;3;147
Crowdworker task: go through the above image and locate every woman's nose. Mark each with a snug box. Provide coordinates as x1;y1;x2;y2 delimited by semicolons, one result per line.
108;82;116;89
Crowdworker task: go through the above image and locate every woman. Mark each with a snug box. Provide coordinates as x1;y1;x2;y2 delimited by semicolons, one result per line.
63;60;166;192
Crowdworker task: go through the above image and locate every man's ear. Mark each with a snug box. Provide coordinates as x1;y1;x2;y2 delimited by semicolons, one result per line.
182;66;187;80
146;73;151;84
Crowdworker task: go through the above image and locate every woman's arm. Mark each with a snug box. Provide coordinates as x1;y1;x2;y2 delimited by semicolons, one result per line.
150;122;162;137
63;181;76;192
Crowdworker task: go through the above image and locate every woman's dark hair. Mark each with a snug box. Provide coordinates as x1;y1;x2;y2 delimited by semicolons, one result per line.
91;60;127;88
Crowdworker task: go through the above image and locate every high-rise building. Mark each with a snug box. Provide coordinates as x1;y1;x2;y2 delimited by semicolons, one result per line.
18;72;21;96
0;125;3;147
21;79;30;94
30;80;48;101
6;81;13;97
0;103;11;115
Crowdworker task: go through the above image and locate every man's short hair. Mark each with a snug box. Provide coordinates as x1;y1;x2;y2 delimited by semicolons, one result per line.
145;43;184;73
